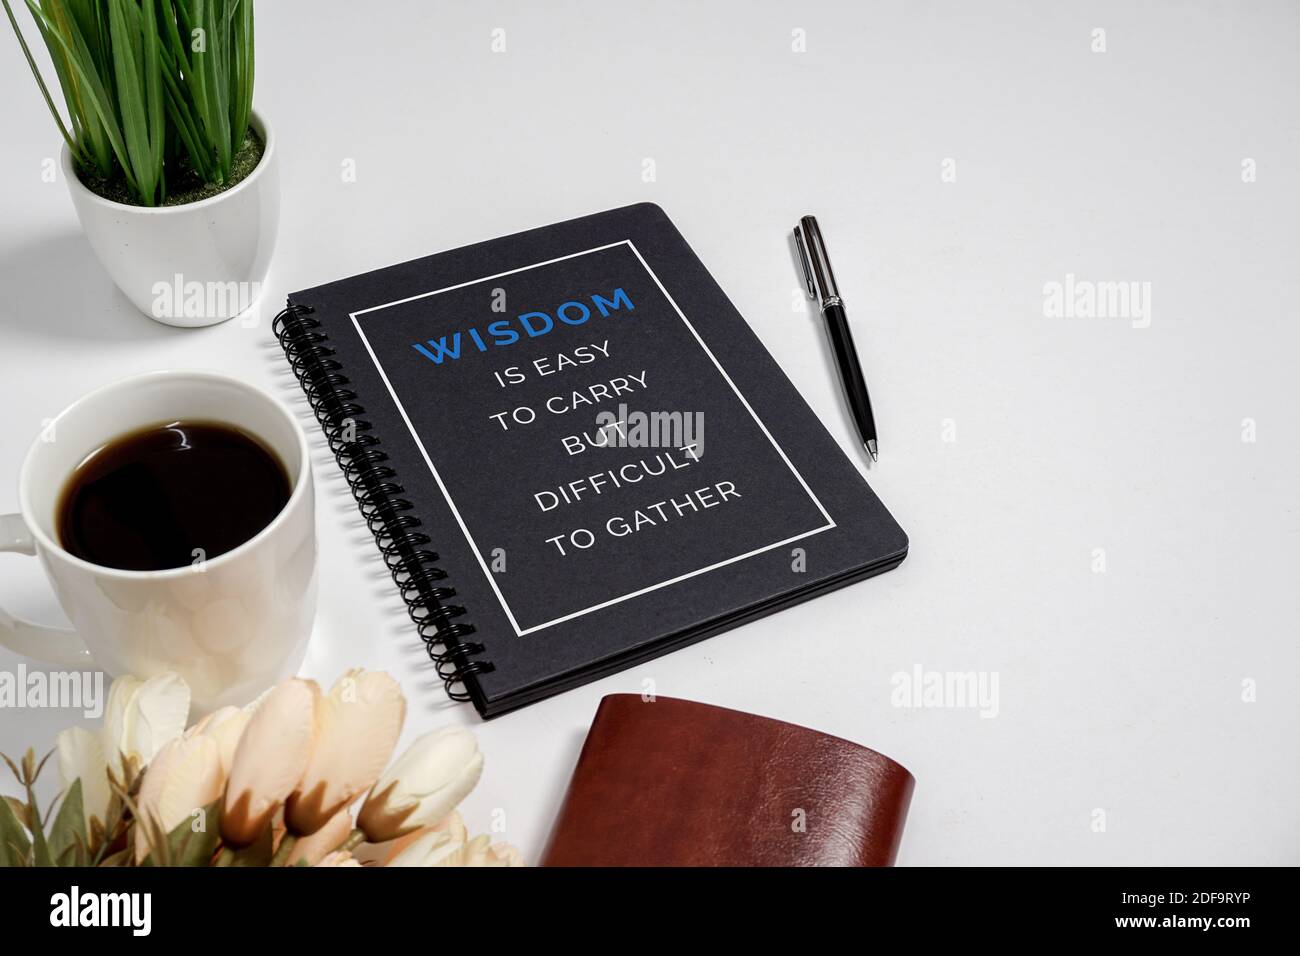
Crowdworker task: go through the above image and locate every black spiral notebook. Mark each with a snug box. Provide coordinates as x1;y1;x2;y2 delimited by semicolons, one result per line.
274;203;907;717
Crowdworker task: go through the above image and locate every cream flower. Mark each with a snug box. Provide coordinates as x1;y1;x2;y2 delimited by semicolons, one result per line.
315;850;361;867
357;727;483;843
133;734;224;862
386;829;522;867
372;812;468;866
285;669;405;835
186;705;250;777
103;673;191;775
55;726;110;832
289;807;355;867
385;827;464;867
221;678;318;847
463;838;524;867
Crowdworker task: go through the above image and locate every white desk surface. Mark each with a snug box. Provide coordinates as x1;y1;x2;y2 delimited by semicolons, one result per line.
1;0;1296;865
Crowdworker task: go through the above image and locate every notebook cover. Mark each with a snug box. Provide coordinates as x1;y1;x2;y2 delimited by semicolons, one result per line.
286;203;907;716
541;695;915;866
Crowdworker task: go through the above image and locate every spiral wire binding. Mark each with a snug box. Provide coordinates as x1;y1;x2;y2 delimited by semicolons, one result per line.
273;303;494;701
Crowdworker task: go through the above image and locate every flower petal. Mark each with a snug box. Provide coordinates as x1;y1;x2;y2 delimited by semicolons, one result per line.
286;669;405;835
55;726;110;831
221;678;318;847
387;828;463;867
132;673;192;762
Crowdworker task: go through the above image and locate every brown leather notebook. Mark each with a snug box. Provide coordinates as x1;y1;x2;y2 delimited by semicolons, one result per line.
541;695;915;867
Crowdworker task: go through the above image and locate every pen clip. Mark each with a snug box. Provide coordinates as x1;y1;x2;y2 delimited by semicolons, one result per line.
795;216;841;306
793;225;817;301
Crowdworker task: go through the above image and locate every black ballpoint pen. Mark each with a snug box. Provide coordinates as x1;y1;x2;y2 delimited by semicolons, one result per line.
793;215;879;461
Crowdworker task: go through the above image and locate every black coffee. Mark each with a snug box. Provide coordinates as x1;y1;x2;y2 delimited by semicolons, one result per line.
57;421;291;572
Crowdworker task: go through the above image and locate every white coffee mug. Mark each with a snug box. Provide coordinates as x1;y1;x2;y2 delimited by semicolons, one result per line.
0;370;316;712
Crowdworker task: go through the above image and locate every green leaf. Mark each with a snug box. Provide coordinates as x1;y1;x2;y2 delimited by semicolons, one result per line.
157;0;210;179
98;846;133;866
27;811;53;867
227;0;251;150
8;0;255;202
0;792;31;867
108;0;156;203
1;0;82;161
19;750;55;868
198;0;230;179
3;795;30;831
47;779;88;867
23;0;142;197
160;66;208;179
142;800;220;867
48;0;118;176
141;0;164;187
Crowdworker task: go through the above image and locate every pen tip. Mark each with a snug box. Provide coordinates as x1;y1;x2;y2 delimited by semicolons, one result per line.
866;439;878;462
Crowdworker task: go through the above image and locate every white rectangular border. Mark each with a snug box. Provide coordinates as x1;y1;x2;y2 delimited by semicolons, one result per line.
350;240;835;636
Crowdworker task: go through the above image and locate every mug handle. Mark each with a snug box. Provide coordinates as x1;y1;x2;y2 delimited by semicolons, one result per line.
0;514;93;666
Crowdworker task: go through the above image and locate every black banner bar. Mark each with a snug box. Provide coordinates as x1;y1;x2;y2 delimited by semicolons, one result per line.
0;866;1283;942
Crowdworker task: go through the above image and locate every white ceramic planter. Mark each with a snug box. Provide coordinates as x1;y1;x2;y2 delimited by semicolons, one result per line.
61;111;279;328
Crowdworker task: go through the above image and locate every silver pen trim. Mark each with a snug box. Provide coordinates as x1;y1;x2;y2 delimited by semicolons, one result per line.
796;215;841;307
793;225;817;300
